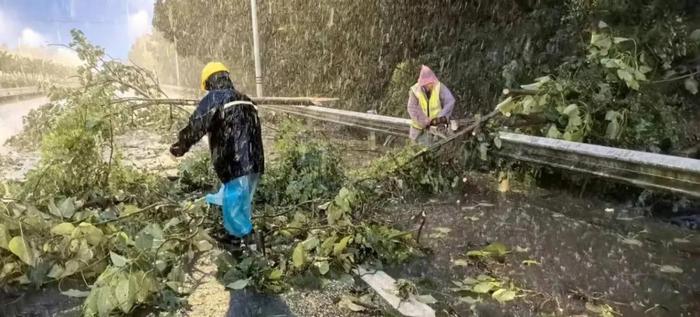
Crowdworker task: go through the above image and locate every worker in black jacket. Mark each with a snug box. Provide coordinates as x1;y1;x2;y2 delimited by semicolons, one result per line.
170;62;264;240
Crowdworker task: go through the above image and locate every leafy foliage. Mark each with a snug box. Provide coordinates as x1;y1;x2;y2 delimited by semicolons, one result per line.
216;125;419;293
7;30;187;150
0;30;208;317
452;274;522;306
466;242;510;263
177;150;219;191
256;120;345;205
490;22;691;155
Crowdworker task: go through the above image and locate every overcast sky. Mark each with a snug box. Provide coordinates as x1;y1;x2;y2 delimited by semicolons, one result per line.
0;0;155;61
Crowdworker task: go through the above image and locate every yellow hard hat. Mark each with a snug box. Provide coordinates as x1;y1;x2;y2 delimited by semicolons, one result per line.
200;62;230;91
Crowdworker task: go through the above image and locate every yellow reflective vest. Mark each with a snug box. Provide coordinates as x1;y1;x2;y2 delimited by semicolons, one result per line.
410;82;442;130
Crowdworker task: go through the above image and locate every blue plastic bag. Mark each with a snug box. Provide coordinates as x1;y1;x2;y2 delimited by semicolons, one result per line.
206;173;260;238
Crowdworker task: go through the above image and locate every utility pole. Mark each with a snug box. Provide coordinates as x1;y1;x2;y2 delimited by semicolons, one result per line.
168;6;181;87
250;0;263;97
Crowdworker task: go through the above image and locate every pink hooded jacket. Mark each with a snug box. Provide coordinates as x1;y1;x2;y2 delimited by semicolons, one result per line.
407;65;456;139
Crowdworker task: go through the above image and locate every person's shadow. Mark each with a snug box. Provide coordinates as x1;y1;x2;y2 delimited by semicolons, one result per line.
225;289;295;317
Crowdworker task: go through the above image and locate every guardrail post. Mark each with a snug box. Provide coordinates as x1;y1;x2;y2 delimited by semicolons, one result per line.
367;110;378;150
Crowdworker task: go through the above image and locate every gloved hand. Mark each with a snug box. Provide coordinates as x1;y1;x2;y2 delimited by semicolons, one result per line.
430;116;448;126
169;143;186;157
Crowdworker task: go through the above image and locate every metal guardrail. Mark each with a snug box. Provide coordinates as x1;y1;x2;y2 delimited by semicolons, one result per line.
260;104;411;136
258;102;700;197
0;86;42;103
497;132;700;197
0;86;40;97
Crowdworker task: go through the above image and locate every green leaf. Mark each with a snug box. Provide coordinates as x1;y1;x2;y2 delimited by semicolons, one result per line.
327;205;343;225
639;65;653;74
634;69;647;81
605;120;621;140
479;143;488;161
132;271;155;303
689;29;700;42
620;238;643;247
520;96;538;114
76;239;94;262
452;259;469;267
659;265;683;274
47;264;64;279
477;274;494;281
47;199;61;218
61;288;91;298
97;287;116;317
617;69;633;81
416;294;438;304
316;261;330;275
605;110;620;121
613;37;630;44
268;269;283;280
522;260;540;266
567;114;583;129
472;281;497;293
195;240;213;252
333;235;352;256
466;250;489;257
9;236;35;266
302;236;320;251
227;278;251;290
433;227;451;234
163;217;182;231
76;222;104;246
57;197;77;219
684;77;698;95
495;97;516;115
493;137;502;149
0;224;10;249
135;224;164;251
334;187;355;213
586;302;605;313
590;32;612;55
484;242;509;256
122;204;140;216
61;260;80;278
50;222;76;236
562;104;579;116
600;58;621;68
292;243;306;268
110;252;129;267
320;236;337;256
617;69;640;90
546;125;562;139
338;295;366;312
492;289;517;303
628;79;640;90
167;264;186;283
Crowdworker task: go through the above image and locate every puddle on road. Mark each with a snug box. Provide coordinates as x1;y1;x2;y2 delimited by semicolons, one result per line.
382;176;699;316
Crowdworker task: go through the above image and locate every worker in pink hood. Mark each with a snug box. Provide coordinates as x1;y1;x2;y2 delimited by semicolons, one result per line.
407;65;456;145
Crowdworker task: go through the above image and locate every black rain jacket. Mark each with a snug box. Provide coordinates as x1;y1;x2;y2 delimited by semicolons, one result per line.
172;88;264;183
